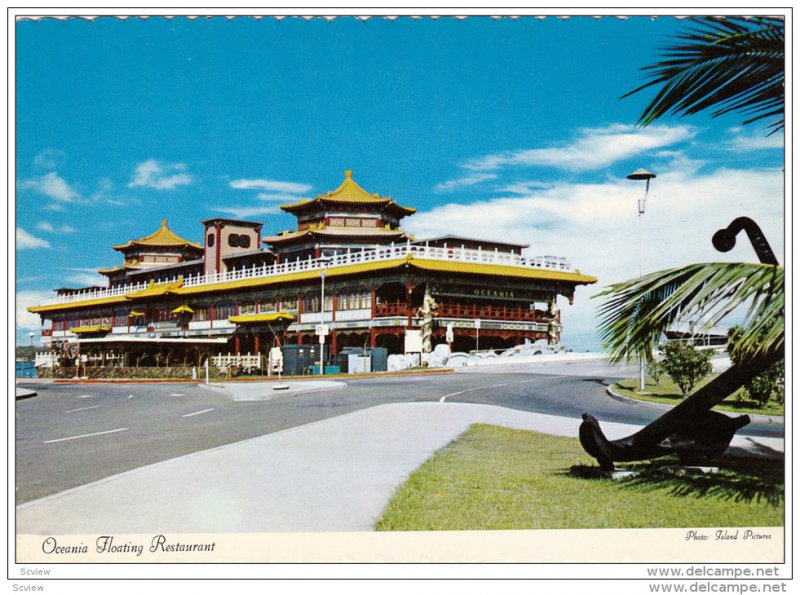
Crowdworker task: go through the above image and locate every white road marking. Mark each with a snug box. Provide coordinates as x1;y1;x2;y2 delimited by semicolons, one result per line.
44;428;128;444
169;393;186;397
127;394;135;399
64;405;100;414
76;394;96;399
182;408;215;418
439;383;509;403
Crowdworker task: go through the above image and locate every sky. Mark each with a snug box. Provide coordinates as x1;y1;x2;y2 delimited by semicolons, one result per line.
13;14;785;350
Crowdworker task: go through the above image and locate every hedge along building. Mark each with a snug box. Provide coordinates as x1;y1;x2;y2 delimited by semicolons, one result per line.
28;170;597;369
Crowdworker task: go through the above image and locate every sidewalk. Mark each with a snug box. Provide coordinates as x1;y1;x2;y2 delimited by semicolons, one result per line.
16;400;784;535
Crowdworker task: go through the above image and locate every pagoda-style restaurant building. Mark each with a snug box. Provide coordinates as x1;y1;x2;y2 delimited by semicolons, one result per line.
29;171;597;373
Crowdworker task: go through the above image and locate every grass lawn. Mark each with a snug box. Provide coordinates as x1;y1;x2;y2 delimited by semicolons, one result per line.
613;376;785;417
375;424;784;531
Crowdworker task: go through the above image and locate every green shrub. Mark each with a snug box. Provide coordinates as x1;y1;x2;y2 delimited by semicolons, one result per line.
728;326;785;408
658;342;713;398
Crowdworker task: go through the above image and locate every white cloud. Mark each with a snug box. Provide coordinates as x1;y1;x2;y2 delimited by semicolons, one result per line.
230;178;312;194
435;173;498;193
498;181;554;195
256;192;306;202
64;272;107;287
19;172;80;202
36;221;75;234
16;290;54;331
463;124;696;172
407;164;784;350
129;159;193;190
16;228;51;250
728;129;785;152
213;205;280;219
33;148;66;170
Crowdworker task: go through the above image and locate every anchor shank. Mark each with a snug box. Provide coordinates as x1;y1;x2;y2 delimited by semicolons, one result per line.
628;348;783;448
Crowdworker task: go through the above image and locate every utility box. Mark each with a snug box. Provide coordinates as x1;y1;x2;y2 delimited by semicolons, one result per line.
282;344;329;376
348;354;371;374
370;347;388;372
340;347;388;373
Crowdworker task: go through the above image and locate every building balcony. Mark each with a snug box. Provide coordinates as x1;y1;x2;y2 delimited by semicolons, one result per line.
39;241;575;307
375;300;544;322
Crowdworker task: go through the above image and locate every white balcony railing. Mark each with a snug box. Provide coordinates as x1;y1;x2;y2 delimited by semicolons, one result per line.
39;241;574;306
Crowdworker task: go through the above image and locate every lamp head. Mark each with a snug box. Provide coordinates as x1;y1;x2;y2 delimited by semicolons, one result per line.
627;168;656;181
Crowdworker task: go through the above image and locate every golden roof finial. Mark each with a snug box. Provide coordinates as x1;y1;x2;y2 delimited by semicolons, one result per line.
161;219;168;227
345;169;353;180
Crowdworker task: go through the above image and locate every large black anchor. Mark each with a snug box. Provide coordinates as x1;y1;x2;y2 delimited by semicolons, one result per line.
580;218;781;470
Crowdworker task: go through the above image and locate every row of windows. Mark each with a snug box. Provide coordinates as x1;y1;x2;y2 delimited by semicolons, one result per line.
206;233;254;248
297;217;384;231
328;217;382;228
52;291;373;329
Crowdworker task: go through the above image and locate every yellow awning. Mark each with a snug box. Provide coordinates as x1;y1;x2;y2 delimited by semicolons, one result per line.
228;312;295;324
171;305;194;314
129;310;146;317
70;325;111;334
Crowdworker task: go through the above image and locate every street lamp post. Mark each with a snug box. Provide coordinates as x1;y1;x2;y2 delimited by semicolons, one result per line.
627;168;656;392
28;332;35;347
317;256;332;375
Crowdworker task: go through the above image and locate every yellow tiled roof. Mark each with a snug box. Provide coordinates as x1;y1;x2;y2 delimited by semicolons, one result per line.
28;296;127;313
28;257;596;314
280;170;416;215
229;312;295;324
408;258;599;285
124;278;184;299
263;227;408;244
113;220;203;251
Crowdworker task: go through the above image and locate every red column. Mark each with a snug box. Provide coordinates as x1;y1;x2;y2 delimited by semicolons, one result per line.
331;331;338;355
370;287;376;319
370;327;377;348
234;335;240;355
254;333;260;355
297;333;304;346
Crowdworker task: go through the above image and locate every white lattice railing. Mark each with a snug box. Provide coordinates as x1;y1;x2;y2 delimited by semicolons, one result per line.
211;353;262;371
40;241;574;306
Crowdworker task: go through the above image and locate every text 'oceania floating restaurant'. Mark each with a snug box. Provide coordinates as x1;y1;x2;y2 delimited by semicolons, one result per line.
28;170;597;376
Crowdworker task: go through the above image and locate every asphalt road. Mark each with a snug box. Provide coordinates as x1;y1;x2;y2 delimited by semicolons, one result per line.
15;361;783;504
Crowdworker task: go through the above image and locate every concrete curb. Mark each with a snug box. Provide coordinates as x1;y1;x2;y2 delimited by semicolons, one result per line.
201;380;348;400
15;387;37;400
48;367;454;385
606;384;785;425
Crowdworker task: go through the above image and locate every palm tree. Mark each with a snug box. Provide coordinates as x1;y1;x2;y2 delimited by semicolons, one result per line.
584;17;785;467
623;16;784;133
600;16;785;367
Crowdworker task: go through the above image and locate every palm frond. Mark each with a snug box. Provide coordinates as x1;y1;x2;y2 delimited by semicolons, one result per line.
623;16;784;133
595;262;783;363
